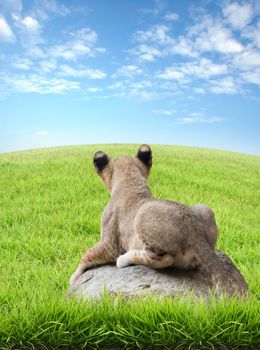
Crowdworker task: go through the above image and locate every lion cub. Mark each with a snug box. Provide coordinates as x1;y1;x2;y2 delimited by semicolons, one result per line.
70;145;221;285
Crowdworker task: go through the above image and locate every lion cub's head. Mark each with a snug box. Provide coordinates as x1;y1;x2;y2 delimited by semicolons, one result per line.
93;145;152;192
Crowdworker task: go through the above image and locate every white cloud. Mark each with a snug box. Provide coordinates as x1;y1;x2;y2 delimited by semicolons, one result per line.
108;81;126;91
210;77;238;94
131;24;175;61
153;109;176;116
86;87;102;93
243;21;260;48
108;79;158;101
39;59;57;72
182;58;228;78
138;1;166;17
59;64;106;79
27;45;45;58
138;8;160;16
32;0;70;21
50;45;79;60
135;24;170;44
49;27;105;61
190;112;204;117
50;42;93;60
128;89;158;101
0;15;15;42
223;2;253;30
157;58;227;82
12;14;43;51
196;25;243;53
12;58;32;70
194;87;205;94
23;16;40;32
233;49;260;69
35;131;48;135
164;12;179;21
2;73;81;94
114;65;143;78
169;37;197;57
131;14;243;64
241;69;260;85
157;68;186;81
131;43;163;61
40;0;70;17
178;116;222;124
13;15;41;33
188;16;243;53
69;27;97;43
109;80;152;92
130;81;153;89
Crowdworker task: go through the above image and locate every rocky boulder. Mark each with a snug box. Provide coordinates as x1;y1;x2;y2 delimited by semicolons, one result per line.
68;251;248;300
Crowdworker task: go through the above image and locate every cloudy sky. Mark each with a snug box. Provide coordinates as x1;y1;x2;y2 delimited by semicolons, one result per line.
0;0;259;155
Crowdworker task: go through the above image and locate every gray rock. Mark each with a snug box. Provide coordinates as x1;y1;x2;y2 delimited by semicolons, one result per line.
68;251;248;300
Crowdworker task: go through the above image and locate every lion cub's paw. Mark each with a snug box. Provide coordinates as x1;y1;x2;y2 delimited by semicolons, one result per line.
116;254;130;268
69;272;79;285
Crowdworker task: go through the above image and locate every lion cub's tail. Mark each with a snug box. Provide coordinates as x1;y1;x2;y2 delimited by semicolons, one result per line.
195;241;247;297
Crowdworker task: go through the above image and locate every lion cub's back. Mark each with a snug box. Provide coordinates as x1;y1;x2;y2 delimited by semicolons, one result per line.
134;200;195;254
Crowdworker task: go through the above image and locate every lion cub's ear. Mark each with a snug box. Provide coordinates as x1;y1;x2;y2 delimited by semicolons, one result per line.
136;144;152;168
93;151;110;173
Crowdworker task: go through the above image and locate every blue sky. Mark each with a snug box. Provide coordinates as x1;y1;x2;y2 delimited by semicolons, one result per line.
0;0;259;155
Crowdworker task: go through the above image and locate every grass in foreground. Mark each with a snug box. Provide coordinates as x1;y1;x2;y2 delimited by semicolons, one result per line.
0;144;259;349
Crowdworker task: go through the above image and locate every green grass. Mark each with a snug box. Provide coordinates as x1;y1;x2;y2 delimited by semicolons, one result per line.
0;144;259;349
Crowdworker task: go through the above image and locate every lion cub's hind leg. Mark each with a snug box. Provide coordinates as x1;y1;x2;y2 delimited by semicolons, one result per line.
116;249;174;269
173;248;203;270
70;240;117;285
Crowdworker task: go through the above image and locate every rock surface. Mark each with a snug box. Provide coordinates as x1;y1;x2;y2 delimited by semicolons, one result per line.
68;251;248;300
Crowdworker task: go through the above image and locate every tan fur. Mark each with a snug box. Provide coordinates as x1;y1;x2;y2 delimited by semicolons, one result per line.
70;145;238;295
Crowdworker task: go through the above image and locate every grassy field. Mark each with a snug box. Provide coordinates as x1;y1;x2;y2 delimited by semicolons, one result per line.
0;144;259;349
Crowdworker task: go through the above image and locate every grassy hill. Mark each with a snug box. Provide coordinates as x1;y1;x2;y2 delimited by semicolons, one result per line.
0;144;259;349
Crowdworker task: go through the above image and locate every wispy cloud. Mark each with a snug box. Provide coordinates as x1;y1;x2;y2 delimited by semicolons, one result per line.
131;24;175;61
13;14;41;33
138;0;166;17
187;15;244;54
153;109;176;116
157;67;186;81
12;58;32;70
223;2;253;30
0;15;16;42
135;24;170;44
35;0;70;19
39;59;57;73
233;49;260;69
130;43;164;62
58;64;106;79
194;87;205;94
209;77;239;94
128;89;158;101
241;69;260;86
108;78;160;101
131;13;244;65
86;87;102;93
49;27;105;61
164;12;179;21
2;73;80;94
177;116;222;124
113;65;143;78
157;58;227;84
243;21;260;48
